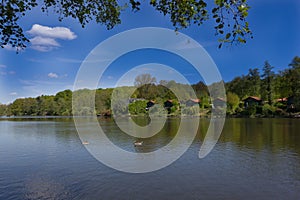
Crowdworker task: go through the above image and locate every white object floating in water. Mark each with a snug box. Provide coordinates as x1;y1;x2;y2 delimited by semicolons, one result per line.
134;141;143;146
82;141;89;145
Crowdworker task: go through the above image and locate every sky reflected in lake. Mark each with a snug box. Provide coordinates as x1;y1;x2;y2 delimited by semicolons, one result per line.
0;118;299;199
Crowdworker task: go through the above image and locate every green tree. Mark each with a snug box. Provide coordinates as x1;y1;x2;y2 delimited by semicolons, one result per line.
192;81;209;98
73;88;95;116
36;95;56;115
226;92;240;113
247;68;260;96
274;57;300;100
22;97;38;115
1;0;252;50
134;74;156;99
226;76;246;99
208;81;226;100
95;88;113;114
0;104;7;116
54;89;72;115
288;56;300;96
9;98;26;116
167;82;196;101
286;56;300;109
261;61;275;105
128;100;147;115
110;86;135;116
262;104;276;117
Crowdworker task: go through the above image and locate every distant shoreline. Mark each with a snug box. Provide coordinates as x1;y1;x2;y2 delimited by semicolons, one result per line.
1;114;300;120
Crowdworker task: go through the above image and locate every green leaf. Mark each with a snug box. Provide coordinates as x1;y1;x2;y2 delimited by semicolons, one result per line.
225;33;231;39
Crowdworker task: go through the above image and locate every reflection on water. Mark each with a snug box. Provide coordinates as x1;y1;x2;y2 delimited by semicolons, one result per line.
220;118;300;154
104;117;181;153
0;117;299;199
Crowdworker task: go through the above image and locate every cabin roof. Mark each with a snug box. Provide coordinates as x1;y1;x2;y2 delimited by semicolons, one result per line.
243;96;262;101
188;98;201;103
214;97;226;102
276;97;288;102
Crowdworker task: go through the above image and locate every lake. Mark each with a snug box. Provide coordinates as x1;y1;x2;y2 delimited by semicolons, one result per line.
0;117;300;199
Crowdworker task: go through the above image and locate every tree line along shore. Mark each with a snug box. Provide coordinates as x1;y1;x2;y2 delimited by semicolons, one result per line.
0;56;299;118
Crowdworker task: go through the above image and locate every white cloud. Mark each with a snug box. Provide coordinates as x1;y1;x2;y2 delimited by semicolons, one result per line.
31;36;60;47
31;45;55;52
9;92;18;96
48;72;59;78
57;57;84;63
47;72;67;79
30;36;60;52
0;64;15;76
0;64;7;75
28;24;77;40
0;71;16;76
27;24;77;52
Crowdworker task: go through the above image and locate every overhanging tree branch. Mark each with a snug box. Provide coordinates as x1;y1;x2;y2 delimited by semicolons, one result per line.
0;0;252;52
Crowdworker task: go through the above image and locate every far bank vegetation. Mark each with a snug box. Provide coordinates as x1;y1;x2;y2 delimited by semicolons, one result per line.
1;56;300;118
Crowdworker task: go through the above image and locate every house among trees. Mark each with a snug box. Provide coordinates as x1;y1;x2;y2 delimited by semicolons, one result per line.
164;100;173;108
185;99;200;107
287;96;295;110
243;96;263;108
164;100;173;114
128;98;145;103
213;97;226;109
276;97;288;103
146;100;155;110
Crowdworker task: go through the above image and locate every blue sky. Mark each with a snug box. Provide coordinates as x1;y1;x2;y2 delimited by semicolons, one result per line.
0;0;299;104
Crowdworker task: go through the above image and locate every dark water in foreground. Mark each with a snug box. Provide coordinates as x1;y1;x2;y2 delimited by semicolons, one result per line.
0;117;299;200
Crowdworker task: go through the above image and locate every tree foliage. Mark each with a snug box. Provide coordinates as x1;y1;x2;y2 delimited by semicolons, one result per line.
2;56;300;117
248;68;260;96
226;56;300;114
288;56;300;96
128;100;147;115
261;61;275;105
134;73;156;86
226;92;239;113
0;104;7;116
226;68;260;99
1;0;252;50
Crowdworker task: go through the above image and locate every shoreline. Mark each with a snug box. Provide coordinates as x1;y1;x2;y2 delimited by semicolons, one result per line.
1;113;300;120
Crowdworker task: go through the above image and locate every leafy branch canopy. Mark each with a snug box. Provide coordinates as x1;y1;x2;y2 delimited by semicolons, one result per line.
0;0;252;51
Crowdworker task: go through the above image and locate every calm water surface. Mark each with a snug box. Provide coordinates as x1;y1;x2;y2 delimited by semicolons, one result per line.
0;117;299;199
